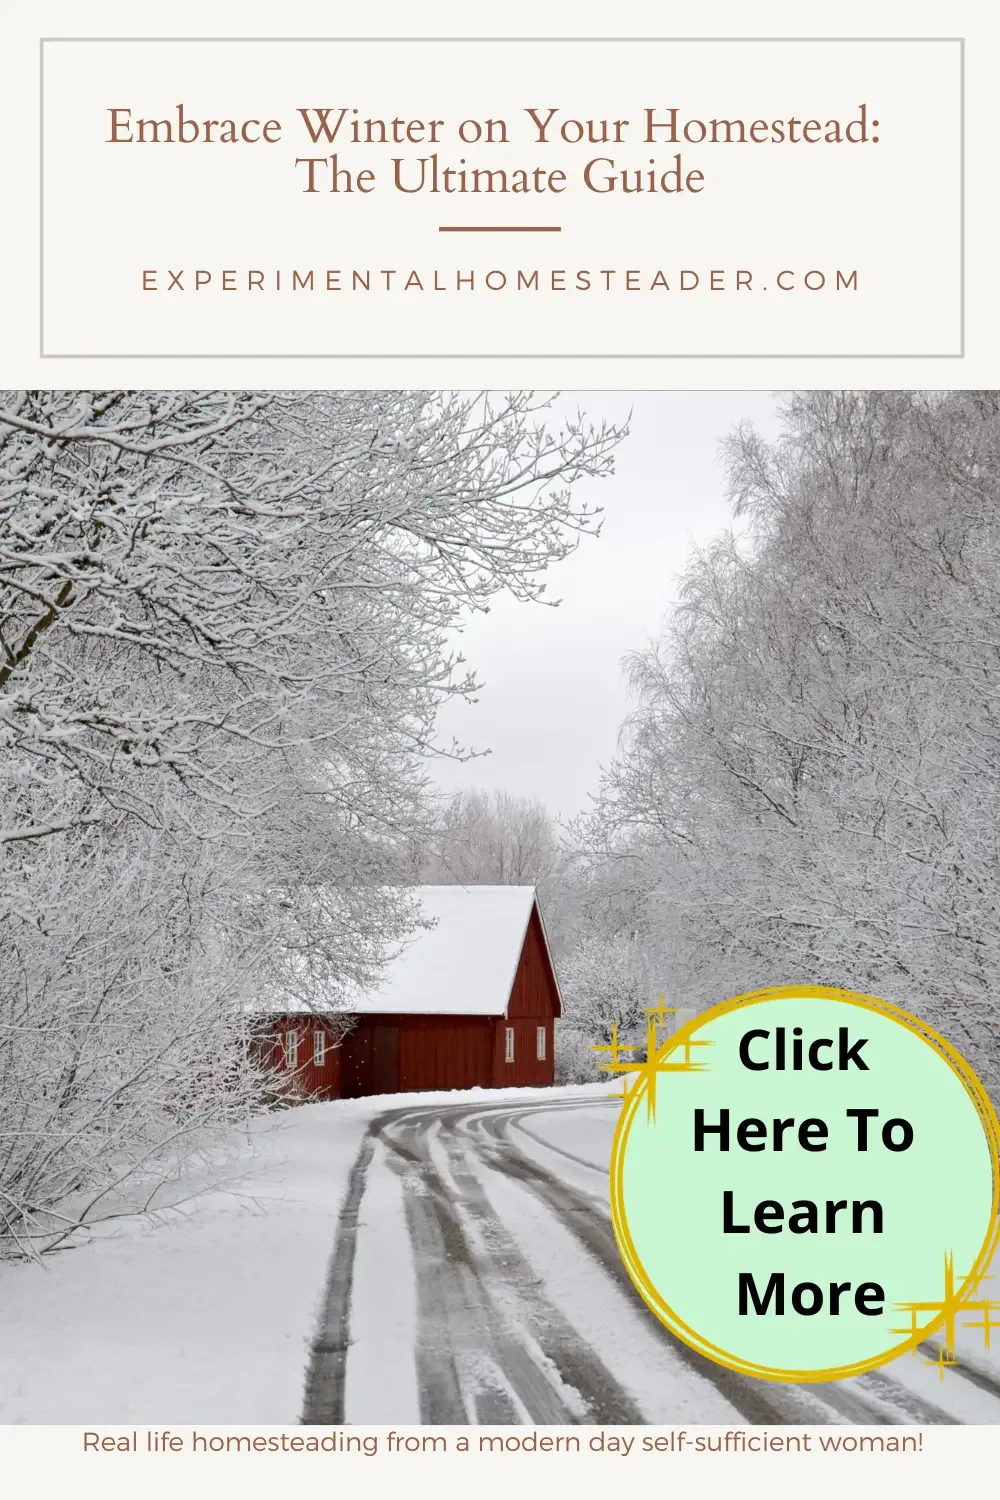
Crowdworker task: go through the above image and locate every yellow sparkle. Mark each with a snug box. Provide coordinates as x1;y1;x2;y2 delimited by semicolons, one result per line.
894;1250;1000;1377
591;1006;712;1121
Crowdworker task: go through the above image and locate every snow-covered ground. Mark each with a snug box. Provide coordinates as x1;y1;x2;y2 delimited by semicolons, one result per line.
0;1099;367;1423
0;1082;997;1425
0;1084;598;1423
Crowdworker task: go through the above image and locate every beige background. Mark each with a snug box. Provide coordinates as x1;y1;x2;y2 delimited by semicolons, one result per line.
40;36;959;358
0;2;995;410
0;1421;991;1493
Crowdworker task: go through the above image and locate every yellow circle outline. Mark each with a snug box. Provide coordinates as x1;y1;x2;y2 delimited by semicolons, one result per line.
609;982;1000;1383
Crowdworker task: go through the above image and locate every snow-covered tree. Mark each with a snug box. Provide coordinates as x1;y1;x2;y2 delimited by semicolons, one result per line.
538;822;660;1080
588;391;1000;1096
553;929;652;1081
0;389;624;1254
420;788;561;888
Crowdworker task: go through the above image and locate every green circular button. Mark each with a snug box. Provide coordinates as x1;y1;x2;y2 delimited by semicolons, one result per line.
610;985;1000;1381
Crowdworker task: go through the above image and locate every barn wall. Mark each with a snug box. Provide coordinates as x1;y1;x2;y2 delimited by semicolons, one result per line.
492;908;559;1086
506;907;561;1019
400;1016;494;1093
341;1015;494;1097
258;1019;343;1100
490;1015;554;1087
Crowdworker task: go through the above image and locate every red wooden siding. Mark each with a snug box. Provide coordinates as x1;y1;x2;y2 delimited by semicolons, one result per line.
490;1016;554;1087
340;1015;494;1097
261;898;560;1099
256;1019;343;1100
490;905;558;1086
507;907;561;1019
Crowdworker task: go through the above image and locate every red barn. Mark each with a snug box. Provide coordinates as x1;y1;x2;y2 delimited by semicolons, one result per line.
261;885;562;1100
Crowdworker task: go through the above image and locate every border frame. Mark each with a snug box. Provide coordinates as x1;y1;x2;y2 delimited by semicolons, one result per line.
39;36;966;360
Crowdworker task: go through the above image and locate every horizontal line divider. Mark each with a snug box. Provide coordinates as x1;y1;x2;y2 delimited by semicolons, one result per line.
438;225;562;233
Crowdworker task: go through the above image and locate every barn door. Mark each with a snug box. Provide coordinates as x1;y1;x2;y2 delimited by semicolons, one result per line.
339;1027;370;1098
370;1025;400;1095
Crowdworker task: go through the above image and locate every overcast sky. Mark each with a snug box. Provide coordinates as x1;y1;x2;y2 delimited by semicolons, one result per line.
431;391;783;819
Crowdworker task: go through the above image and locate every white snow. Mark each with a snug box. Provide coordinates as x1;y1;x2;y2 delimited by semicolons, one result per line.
0;1084;600;1424
342;1137;421;1423
0;1101;373;1424
326;884;543;1016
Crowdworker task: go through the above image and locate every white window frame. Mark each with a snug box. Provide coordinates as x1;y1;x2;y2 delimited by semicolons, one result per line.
313;1029;326;1067
536;1025;547;1061
284;1028;299;1069
505;1025;515;1064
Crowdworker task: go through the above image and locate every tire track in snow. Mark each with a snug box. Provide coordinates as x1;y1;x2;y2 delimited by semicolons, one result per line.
302;1096;990;1427
508;1115;611;1176
379;1111;643;1424
471;1107;798;1424
432;1113;646;1423
917;1339;1000;1402
300;1132;375;1425
386;1122;526;1423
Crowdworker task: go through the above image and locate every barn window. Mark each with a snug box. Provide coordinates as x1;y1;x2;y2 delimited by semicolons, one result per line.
536;1025;546;1061
284;1028;299;1068
313;1030;326;1067
505;1026;515;1063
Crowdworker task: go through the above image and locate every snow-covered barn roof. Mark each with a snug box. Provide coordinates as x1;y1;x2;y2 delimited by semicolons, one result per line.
347;884;547;1017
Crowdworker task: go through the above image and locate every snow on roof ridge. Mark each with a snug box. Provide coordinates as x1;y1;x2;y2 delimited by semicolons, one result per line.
348;883;538;1016
261;883;542;1018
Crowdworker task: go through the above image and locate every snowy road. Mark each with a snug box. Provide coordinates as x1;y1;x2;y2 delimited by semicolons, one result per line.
302;1096;1000;1427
